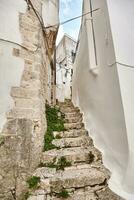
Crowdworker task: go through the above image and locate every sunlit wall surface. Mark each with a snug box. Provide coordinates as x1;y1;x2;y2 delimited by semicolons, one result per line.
72;0;134;199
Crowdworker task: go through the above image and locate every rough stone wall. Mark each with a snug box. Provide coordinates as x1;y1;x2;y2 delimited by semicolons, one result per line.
0;0;58;199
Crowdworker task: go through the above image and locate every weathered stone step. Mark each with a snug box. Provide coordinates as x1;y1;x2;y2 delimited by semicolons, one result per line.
50;167;107;193
64;122;84;130
27;186;124;200
47;187;124;200
27;189;98;200
52;136;93;148
58;101;73;107
65;116;82;123
53;129;88;138
96;187;125;200
65;112;83;119
59;104;74;109
48;190;98;200
33;165;108;193
41;146;102;165
60;107;80;113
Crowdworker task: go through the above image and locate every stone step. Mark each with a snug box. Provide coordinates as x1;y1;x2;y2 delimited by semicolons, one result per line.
65;116;82;123
33;165;107;193
47;186;124;200
49;167;107;193
27;186;123;200
60;107;80;113
52;136;93;148
53;129;88;138
59;104;74;109
41;146;102;165
64;122;84;130
28;194;47;200
49;191;98;200
96;187;125;200
58;101;73;107
65;112;83;119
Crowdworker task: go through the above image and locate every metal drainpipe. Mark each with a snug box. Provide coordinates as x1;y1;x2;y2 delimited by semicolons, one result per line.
89;0;98;66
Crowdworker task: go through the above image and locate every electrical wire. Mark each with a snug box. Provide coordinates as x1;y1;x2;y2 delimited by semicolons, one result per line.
41;2;134;71
0;37;40;53
45;8;100;29
108;61;134;69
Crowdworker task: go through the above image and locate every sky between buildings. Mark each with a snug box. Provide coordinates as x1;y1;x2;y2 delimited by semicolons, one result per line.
56;0;82;45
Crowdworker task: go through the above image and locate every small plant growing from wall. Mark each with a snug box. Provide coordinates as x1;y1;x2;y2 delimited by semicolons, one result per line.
27;176;40;189
44;104;65;151
56;189;70;199
24;176;40;199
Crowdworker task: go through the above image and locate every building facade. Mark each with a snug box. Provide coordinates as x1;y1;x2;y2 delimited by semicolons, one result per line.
0;0;59;199
56;34;77;102
72;0;134;199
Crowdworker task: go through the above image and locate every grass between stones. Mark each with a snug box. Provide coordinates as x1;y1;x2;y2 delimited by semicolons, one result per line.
87;151;95;164
56;189;70;198
24;191;31;200
38;156;72;171
27;176;40;189
44;104;65;151
56;156;72;170
24;177;40;199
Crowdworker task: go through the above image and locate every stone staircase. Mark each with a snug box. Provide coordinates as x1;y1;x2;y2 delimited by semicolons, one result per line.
27;100;124;200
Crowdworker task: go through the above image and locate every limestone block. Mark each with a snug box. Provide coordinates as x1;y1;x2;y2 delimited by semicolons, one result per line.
11;87;40;99
52;136;93;148
53;129;88;138
28;195;46;200
96;187;125;200
50;167;106;192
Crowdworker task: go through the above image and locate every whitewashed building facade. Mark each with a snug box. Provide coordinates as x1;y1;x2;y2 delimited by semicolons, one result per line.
56;34;77;102
72;0;134;199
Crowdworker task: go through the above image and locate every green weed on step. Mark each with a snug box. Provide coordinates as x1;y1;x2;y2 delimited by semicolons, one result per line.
44;104;65;151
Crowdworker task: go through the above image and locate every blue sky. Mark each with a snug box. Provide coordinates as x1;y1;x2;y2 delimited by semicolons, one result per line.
57;0;82;44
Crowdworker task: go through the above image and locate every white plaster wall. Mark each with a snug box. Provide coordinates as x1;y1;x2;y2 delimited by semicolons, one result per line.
56;35;76;101
72;0;134;199
0;0;26;43
42;0;59;28
106;0;134;198
0;0;26;132
56;64;65;102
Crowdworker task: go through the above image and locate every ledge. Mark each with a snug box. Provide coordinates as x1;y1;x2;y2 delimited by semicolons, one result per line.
89;66;99;76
